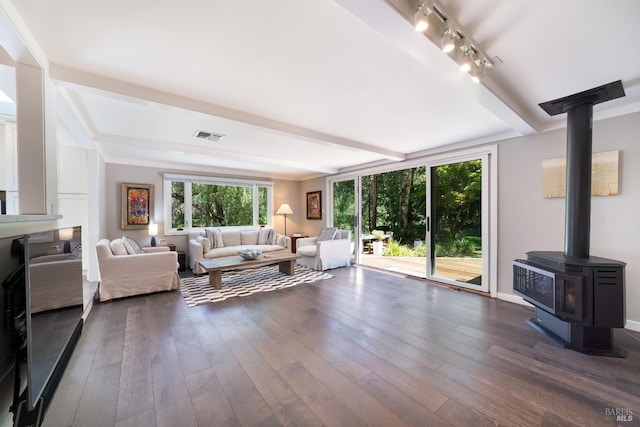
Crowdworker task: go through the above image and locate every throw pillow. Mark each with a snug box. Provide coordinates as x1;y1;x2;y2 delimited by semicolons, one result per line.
196;235;211;252
221;230;240;247
258;227;271;245
205;228;216;248
123;236;145;255
65;243;82;260
276;234;288;248
241;230;260;245
109;238;128;256
317;227;337;242
265;228;277;245
212;229;224;248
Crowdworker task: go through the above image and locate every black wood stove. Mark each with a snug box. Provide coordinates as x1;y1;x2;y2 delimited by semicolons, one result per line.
513;81;627;357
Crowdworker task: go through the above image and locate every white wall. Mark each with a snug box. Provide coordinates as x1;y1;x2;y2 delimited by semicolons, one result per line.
273;179;302;236
57;144;88;224
1;121;18;213
86;149;105;282
498;111;640;329
57;143;90;276
15;62;47;214
0;123;4;189
105;164;167;247
103;163;299;251
300;177;327;237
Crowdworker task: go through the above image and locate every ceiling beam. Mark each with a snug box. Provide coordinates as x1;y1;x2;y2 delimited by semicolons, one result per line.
57;85;342;175
333;0;537;135
91;132;340;175
0;2;44;67
50;64;407;162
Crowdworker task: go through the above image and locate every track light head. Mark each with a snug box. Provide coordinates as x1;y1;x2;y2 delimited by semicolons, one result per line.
470;56;493;82
460;57;472;73
441;21;457;53
414;2;432;32
460;44;475;73
469;62;486;83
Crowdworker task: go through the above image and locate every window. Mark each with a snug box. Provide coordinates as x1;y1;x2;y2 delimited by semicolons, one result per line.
164;174;273;232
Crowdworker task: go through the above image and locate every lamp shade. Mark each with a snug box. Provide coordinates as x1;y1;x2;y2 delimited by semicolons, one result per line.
276;204;294;215
58;227;74;241
148;222;158;247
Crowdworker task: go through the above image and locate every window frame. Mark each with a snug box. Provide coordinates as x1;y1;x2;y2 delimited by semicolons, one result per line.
163;173;274;234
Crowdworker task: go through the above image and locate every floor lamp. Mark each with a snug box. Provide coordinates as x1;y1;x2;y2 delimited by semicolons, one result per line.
276;203;294;236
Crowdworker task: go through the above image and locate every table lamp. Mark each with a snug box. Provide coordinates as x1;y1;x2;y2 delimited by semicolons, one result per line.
148;222;158;247
58;227;74;253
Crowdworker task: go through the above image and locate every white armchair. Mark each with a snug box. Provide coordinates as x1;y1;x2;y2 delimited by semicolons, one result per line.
96;238;180;302
296;229;351;271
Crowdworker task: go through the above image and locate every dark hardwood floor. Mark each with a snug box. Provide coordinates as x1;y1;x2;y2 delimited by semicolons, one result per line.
43;266;640;426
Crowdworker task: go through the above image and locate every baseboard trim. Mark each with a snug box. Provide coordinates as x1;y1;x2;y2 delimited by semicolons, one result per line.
497;292;534;307
625;320;640;332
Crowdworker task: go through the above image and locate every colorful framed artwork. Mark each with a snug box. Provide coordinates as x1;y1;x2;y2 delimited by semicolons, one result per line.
306;191;322;220
121;183;153;229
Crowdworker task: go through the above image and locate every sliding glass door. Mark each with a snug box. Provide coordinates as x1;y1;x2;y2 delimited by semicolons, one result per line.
331;178;357;261
327;146;496;295
359;167;427;277
427;156;488;291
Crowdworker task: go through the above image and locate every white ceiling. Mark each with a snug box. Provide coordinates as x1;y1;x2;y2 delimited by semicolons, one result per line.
3;0;640;179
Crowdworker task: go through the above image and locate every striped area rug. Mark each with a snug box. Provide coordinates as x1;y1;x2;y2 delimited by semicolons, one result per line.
179;265;332;307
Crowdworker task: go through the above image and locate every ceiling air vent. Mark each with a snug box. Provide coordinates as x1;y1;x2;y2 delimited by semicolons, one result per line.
194;130;225;142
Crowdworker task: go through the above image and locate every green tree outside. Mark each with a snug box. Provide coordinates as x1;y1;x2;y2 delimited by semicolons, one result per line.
171;181;268;228
332;160;481;257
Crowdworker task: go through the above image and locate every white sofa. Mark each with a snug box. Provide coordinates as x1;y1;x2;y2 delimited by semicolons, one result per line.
96;238;180;302
296;228;352;271
188;228;291;274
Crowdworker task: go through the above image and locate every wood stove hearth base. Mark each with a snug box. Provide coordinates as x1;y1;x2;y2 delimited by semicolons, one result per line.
529;308;627;358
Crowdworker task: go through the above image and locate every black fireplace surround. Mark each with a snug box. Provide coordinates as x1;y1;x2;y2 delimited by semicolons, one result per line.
513;81;627;357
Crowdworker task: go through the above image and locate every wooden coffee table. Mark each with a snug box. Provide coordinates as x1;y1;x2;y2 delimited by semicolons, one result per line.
198;252;302;289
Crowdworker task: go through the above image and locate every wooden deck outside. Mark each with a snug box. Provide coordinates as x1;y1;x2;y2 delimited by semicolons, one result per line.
359;255;483;283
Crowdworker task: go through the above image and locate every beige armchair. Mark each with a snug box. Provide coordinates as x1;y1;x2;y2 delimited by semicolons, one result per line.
96;238;180;302
296;229;351;271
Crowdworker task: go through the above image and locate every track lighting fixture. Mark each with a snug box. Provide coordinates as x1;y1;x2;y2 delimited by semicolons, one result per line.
414;1;432;32
411;0;496;83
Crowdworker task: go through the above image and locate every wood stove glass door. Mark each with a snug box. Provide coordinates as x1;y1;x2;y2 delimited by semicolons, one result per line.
427;155;488;292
